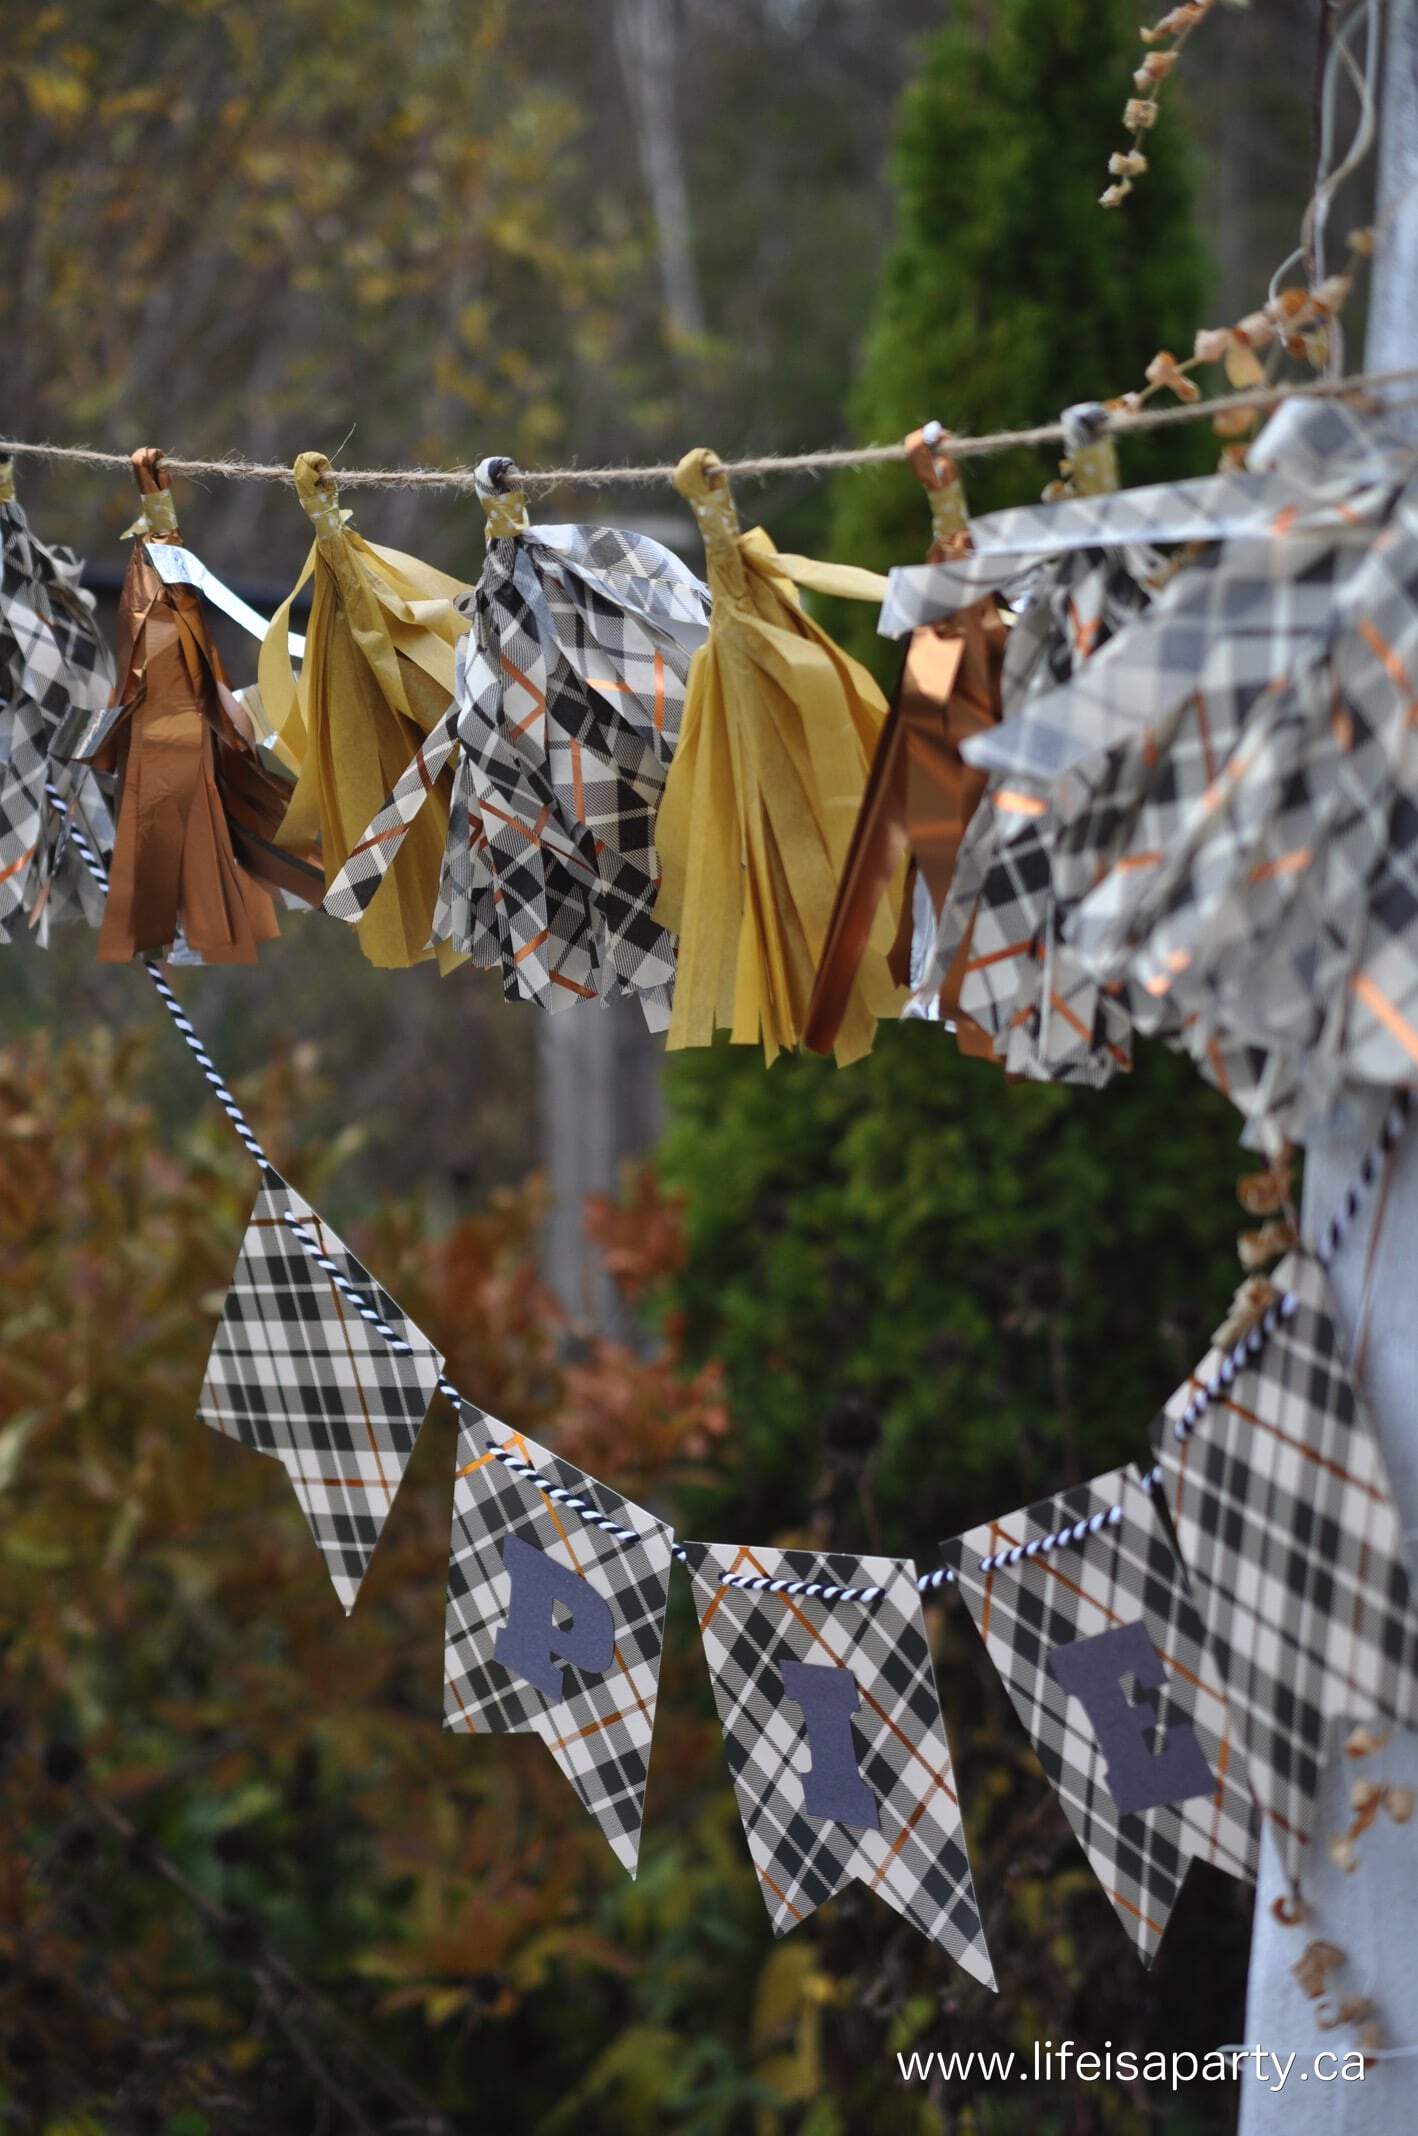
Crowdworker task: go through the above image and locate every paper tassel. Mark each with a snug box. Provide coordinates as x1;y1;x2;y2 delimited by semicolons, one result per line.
804;428;1006;1059
944;1465;1258;1963
680;1542;995;1981
0;459;116;943
1152;1250;1418;1890
654;447;902;1066
324;457;710;1025
55;449;317;964
258;451;472;970
963;400;1416;1142
443;1412;673;1875
880;413;1163;1084
197;1168;444;1612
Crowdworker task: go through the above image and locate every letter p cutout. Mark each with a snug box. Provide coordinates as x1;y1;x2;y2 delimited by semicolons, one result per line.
494;1534;616;1701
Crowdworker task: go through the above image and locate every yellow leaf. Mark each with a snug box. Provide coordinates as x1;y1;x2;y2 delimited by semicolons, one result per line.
1224;340;1266;389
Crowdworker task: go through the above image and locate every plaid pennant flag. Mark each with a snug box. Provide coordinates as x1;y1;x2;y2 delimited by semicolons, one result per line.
943;1466;1259;1963
681;1543;994;1982
198;1169;444;1612
443;1413;673;1876
0;485;116;943
1152;1250;1418;1889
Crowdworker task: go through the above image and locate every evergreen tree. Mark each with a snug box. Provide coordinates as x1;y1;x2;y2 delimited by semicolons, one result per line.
642;5;1257;2096
652;0;1242;1548
828;0;1212;665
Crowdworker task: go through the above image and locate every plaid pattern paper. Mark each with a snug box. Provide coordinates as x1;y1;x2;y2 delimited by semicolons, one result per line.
198;1170;443;1613
877;405;1386;642
681;1543;994;1982
0;493;116;943
324;463;711;1026
1152;1250;1418;1888
1056;459;1418;1140
944;1467;1258;1962
443;1414;673;1875
942;546;1155;1081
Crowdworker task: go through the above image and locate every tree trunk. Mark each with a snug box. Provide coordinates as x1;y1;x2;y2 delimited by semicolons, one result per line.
614;0;706;343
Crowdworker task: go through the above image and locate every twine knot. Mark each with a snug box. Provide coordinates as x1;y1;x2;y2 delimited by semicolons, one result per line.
1058;402;1120;497
475;456;529;538
293;451;347;542
123;447;179;539
906;423;969;553
674;446;740;558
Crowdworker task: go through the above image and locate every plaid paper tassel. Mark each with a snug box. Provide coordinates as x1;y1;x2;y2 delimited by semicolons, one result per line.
1056;453;1418;1141
1152;1250;1418;1889
325;462;709;1027
198;1170;444;1612
876;411;1383;644
443;1413;673;1875
0;486;116;943
948;547;1155;1080
681;1543;994;1982
944;1467;1259;1962
948;406;1403;790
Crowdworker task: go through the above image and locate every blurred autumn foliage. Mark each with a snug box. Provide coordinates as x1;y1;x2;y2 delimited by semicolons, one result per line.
0;0;1329;2125
0;1026;748;2133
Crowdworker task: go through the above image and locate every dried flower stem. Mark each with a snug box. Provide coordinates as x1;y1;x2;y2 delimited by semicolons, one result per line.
1101;0;1221;209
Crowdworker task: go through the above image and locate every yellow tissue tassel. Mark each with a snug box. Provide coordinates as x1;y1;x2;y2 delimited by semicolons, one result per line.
655;447;903;1066
259;452;471;970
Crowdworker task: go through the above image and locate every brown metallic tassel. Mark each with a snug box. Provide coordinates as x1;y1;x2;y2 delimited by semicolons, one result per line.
78;450;319;963
803;428;1007;1058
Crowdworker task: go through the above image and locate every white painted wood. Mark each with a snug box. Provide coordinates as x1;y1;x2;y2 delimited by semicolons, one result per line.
1242;10;1418;2121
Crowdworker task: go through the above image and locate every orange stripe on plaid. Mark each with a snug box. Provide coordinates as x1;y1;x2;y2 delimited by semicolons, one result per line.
1047;989;1092;1043
966;938;1032;973
1352;972;1418;1065
350;822;413;857
0;845;36;886
501;653;547;737
1109;1887;1167;1939
1248;847;1311;885
758;1868;806;1921
1358;617;1418;722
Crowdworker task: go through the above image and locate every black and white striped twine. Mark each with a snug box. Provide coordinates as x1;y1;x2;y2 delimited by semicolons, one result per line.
46;784;1415;1604
45;784;646;1548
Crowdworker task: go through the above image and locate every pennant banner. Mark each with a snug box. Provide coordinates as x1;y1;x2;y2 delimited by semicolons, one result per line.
443;1414;673;1876
681;1543;994;1985
198;1169;444;1612
1152;1250;1418;1886
944;1464;1259;1962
